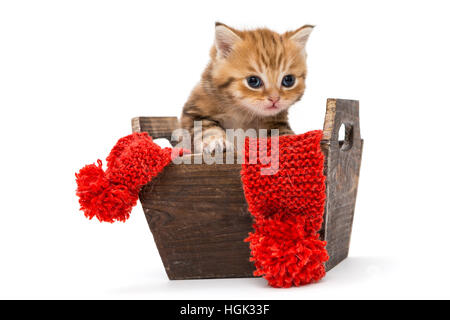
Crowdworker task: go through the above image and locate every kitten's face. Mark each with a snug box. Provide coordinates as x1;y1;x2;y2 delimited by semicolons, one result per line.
211;24;313;117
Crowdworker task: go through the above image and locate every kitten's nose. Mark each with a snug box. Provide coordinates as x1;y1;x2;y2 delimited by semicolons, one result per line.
268;96;280;103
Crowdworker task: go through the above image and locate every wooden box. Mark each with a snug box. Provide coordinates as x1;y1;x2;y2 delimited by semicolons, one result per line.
132;98;363;280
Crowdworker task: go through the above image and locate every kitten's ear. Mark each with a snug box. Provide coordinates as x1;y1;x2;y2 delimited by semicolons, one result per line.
215;22;241;58
289;25;314;49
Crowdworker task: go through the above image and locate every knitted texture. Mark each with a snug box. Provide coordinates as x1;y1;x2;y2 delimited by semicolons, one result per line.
241;130;328;288
75;132;183;223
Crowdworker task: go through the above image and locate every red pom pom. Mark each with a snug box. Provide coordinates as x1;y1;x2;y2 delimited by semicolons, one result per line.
75;159;136;223
75;133;175;223
75;160;108;218
246;214;328;288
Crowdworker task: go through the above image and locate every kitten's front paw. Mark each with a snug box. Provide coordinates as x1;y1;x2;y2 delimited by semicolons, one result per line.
201;136;234;154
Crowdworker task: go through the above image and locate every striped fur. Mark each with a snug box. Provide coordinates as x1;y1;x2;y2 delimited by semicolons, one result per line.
181;23;313;153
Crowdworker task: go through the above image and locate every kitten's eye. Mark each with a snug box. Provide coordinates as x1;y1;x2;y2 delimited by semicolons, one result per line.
247;76;263;89
282;75;296;88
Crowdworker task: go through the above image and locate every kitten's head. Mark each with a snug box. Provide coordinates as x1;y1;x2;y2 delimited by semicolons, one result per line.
210;23;313;117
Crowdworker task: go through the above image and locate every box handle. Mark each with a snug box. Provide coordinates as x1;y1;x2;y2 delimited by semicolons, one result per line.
131;117;180;146
322;99;361;151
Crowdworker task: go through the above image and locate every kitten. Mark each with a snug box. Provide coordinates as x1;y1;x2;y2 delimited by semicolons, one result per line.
180;22;313;153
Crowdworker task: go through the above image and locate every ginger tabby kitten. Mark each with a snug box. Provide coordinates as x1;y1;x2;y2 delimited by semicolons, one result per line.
181;23;314;153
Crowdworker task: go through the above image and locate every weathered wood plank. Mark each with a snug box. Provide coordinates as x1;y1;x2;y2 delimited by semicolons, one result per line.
321;98;363;271
139;162;253;279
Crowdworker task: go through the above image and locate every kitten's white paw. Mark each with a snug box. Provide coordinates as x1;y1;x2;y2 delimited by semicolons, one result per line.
201;136;234;154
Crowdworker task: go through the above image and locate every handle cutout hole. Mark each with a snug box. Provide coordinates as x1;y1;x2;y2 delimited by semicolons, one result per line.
338;123;353;151
153;138;173;149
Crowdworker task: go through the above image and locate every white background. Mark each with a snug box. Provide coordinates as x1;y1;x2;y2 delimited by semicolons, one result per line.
1;0;449;299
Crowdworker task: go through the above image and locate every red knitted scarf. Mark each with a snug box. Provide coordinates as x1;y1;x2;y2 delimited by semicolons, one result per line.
76;133;177;223
241;131;328;287
76;131;328;287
